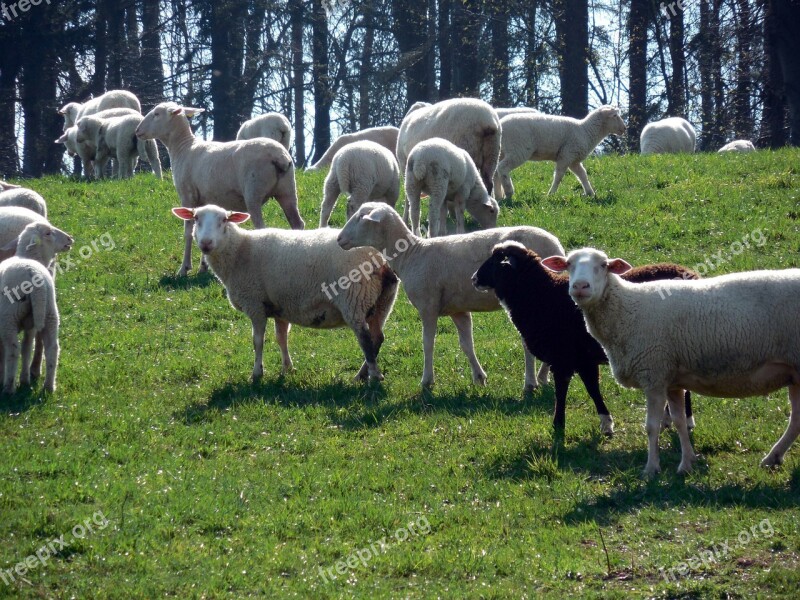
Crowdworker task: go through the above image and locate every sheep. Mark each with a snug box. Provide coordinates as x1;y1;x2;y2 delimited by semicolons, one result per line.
495;106;626;199
495;107;539;119
542;247;800;476
337;202;564;390
719;140;755;152
396;98;501;196
306;126;400;172
319;140;401;227
58;89;141;130
88;113;162;179
0;207;47;262
172;204;398;382
403;138;498;237
0;223;68;393
136;102;305;277
66;107;140;178
640;117;696;154
0;186;47;218
236;113;293;151
472;241;697;434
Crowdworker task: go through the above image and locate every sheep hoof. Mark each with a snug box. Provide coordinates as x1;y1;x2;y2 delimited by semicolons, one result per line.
176;266;189;277
421;378;435;389
642;464;660;478
677;461;694;475
599;415;615;436
198;262;209;274
686;415;696;430
473;372;488;386
760;453;783;468
251;370;263;383
522;382;537;394
29;369;40;381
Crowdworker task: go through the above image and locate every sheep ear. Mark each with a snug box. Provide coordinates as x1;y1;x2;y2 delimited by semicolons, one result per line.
55;133;67;143
500;254;518;270
172;207;195;220
25;234;40;250
0;238;18;254
607;258;632;274
361;209;384;223
226;211;250;224
541;255;569;272
175;106;205;118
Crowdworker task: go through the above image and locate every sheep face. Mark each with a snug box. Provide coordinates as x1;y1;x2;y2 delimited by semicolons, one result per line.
602;107;626;136
75;117;96;144
337;202;390;251
20;222;74;256
469;195;499;229
136;103;205;141
59;102;81;128
541;248;631;307
472;241;529;292
172;205;249;255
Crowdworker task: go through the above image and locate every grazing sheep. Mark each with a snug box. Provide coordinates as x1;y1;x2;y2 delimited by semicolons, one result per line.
337;202;564;390
59;89;141;130
472;241;697;434
495;106;626;199
306;126;400;172
0;207;47;262
88;113;162;179
404;138;498;237
236;113;293;151
319;141;400;227
68;107;140;178
495;107;539;119
0;186;47;218
640;117;696;154
543;247;800;476
172;205;398;382
136;103;305;277
396;98;501;196
719;140;756;152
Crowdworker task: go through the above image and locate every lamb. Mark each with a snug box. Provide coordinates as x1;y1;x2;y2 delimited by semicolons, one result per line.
0;185;47;218
306;126;400;172
640;117;696;154
88;113;162;179
472;241;697;434
0;207;47;261
0;223;68;393
136;103;305;277
319;140;400;227
236;113;293;151
495;107;539;119
396;98;501;196
495;106;626;199
542;247;800;476
337;202;564;390
404;138;498;237
172;204;398;382
58;89;141;130
718;140;756;152
65;107;140;178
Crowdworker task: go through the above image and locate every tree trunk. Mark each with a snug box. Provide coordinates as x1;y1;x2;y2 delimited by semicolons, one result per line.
451;0;482;97
733;0;754;139
772;0;799;145
667;3;686;116
92;0;108;95
711;0;726;147
359;1;375;130
524;3;540;107
438;0;452;100
392;0;430;105
138;0;165;109
554;0;588;117
627;0;648;151
760;0;786;147
311;0;331;162
210;0;247;141
491;3;510;107
0;27;21;177
698;0;715;150
240;0;269;121
106;0;124;89
290;0;305;165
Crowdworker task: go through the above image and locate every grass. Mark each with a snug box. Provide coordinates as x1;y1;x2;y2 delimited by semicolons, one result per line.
1;149;800;598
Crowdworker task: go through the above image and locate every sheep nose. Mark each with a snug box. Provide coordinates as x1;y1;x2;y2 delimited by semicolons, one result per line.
337;234;349;248
199;240;213;253
572;281;590;292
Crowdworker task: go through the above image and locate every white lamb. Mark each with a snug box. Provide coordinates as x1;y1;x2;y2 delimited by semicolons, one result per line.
718;140;755;153
640;117;696;154
172;204;399;382
306;126;400;172
495;107;539;119
136;103;305;276
338;202;564;390
65;107;140;178
0;184;47;218
543;247;800;476
396;98;501;197
404;138;498;237
87;113;162;179
0;207;46;261
236;113;293;151
319;140;400;227
59;89;141;129
495;106;626;199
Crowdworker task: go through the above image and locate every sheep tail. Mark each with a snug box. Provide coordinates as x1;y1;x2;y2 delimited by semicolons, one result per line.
411;157;429;182
273;157;291;176
31;284;48;332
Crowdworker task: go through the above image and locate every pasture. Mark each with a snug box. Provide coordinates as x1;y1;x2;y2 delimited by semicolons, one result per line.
1;149;799;598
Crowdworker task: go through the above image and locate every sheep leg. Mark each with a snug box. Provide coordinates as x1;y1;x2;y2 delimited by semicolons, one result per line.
178;220;193;277
420;311;438;388
352;322;383;381
2;334;19;394
450;312;487;386
496;156;520;199
274;319;293;375
643;389;668;477
41;326;59;393
144;139;162;179
405;178;423;236
577;362;614;435
685;391;695;430
667;387;696;474
536;361;550;386
568;161;596;197
761;383;800;467
552;368;571;430
250;315;267;382
437;199;449;237
319;172;341;227
275;194;305;230
547;163;569;195
19;330;34;387
30;333;43;381
451;193;466;234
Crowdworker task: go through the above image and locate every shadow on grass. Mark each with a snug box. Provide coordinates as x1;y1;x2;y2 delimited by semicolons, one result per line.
0;386;49;414
158;270;216;290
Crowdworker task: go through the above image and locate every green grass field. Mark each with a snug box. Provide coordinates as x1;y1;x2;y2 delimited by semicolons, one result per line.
1;150;799;598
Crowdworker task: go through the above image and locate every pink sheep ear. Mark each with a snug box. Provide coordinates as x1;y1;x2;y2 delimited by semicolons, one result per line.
607;258;632;274
172;207;195;220
226;211;250;224
361;208;384;223
541;255;569;272
173;106;205;118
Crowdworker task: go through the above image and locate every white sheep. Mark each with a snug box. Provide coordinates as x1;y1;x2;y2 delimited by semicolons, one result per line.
0;185;47;218
136;103;305;276
89;113;162;179
718;140;755;152
306;126;400;172
396;98;501;197
337;202;564;390
495;107;539;119
640;117;696;154
0;207;47;262
404;138;498;237
172;204;399;382
236;113;293;151
65;107;140;178
543;247;800;476
319;140;400;227
59;89;141;129
495;106;626;199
